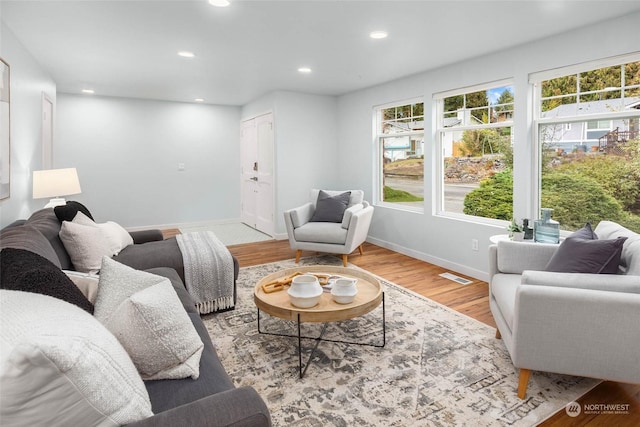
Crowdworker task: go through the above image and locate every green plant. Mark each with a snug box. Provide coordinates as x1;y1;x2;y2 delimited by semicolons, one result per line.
541;172;623;230
383;186;423;203
463;170;513;220
507;219;523;233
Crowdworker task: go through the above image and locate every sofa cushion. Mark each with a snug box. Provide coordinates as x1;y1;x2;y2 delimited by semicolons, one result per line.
94;257;203;380
0;248;94;313
53;200;94;222
59;215;112;274
114;237;186;282
595;221;640;275
572;222;598;240
25;208;73;270
310;190;351;223
0;290;152;426
0;224;61;268
294;222;348;245
544;235;627;274
143;313;236;413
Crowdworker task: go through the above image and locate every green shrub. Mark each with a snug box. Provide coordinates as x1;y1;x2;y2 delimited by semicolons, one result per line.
541;172;623;230
555;155;640;212
463;171;513;220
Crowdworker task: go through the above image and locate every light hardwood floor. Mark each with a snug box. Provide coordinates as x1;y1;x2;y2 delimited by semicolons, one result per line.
163;231;639;426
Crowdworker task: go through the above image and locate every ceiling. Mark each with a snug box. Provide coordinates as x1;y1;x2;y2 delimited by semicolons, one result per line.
2;0;640;106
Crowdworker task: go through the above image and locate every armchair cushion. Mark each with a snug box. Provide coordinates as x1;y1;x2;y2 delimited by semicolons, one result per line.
310;190;351;223
294;222;348;245
544;236;627;274
522;270;640;294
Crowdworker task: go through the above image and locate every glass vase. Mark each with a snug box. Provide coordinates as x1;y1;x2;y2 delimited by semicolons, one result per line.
534;208;560;244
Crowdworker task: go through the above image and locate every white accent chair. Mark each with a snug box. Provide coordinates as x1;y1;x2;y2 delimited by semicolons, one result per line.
283;189;374;267
488;221;640;399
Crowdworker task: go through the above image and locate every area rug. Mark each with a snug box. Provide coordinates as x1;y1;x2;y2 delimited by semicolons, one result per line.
201;256;599;426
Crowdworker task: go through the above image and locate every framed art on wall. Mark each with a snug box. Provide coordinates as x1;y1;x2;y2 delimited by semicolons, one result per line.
0;58;10;200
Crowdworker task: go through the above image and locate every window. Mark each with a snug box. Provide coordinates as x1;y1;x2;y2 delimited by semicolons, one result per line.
376;100;424;208
435;82;515;221
532;55;640;232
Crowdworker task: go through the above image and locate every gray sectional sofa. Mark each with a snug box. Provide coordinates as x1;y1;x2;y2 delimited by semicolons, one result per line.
0;207;271;426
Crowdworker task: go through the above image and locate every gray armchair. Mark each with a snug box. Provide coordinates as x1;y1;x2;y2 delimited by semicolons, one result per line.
488;221;640;399
283;189;374;266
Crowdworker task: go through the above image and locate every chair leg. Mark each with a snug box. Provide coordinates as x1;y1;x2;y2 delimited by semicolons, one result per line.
495;329;501;339
295;250;302;264
342;254;348;267
358;245;364;256
517;368;531;399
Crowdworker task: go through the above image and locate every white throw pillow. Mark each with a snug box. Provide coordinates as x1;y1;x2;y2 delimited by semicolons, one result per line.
98;221;134;256
0;290;153;426
59;217;111;274
94;257;204;380
73;211;133;256
64;270;100;304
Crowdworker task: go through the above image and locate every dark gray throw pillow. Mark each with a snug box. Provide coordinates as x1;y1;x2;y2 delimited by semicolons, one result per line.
544;236;627;274
54;201;94;222
571;222;598;240
0;248;94;313
310;190;351;223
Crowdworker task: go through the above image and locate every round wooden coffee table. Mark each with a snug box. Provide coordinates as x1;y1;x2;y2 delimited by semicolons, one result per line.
254;265;385;378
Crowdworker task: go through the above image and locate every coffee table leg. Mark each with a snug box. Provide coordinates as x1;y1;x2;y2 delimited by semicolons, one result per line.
297;313;329;379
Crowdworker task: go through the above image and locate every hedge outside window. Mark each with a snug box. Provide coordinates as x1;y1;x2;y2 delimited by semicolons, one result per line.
532;55;640;233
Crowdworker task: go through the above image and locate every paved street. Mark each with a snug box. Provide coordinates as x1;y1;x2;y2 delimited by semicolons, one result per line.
385;176;479;213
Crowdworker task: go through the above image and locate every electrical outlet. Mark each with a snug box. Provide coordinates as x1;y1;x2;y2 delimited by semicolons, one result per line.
178;163;185;171
471;239;479;251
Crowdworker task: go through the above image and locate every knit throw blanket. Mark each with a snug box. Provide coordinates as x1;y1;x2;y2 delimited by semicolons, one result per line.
176;231;235;314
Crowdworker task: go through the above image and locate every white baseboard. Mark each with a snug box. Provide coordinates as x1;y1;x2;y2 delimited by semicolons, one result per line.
126;218;242;233
365;236;489;283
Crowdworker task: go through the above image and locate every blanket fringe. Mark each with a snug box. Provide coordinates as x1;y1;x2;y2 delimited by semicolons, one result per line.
196;296;234;314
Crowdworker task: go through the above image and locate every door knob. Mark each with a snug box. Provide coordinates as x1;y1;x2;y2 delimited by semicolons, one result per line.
250;177;258;181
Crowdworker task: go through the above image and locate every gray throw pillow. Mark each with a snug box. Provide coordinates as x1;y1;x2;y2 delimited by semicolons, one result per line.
545;235;628;274
570;222;598;240
310;190;351;223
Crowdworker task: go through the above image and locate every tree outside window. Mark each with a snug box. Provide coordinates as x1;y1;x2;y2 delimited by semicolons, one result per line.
436;83;514;220
535;59;640;232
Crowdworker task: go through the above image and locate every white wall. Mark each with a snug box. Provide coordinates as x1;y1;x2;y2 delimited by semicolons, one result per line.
56;94;241;228
336;11;640;280
242;90;338;236
0;22;57;228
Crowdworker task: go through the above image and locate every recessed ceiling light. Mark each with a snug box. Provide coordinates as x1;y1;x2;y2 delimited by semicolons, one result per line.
298;67;312;74
370;31;388;39
208;0;230;7
178;51;195;58
81;89;94;94
194;98;205;102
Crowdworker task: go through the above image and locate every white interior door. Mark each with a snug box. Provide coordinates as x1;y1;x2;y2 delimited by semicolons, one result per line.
255;113;274;235
240;113;274;236
240;119;258;228
42;93;54;169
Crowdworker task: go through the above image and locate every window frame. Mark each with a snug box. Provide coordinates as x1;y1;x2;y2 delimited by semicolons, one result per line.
530;53;640;225
374;97;425;212
433;79;515;225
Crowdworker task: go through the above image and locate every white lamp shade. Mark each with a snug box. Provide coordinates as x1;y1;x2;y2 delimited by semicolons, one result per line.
33;168;82;199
